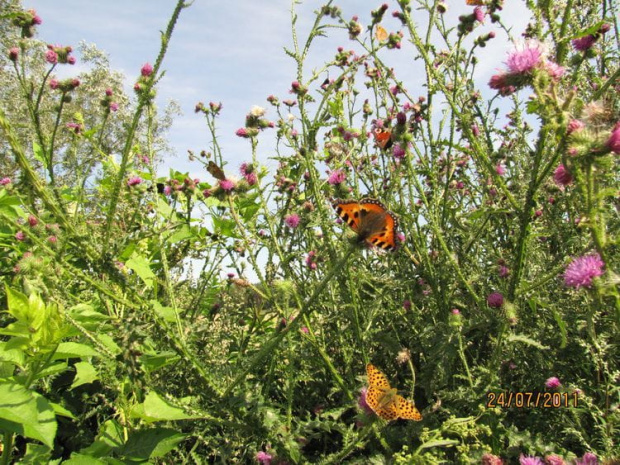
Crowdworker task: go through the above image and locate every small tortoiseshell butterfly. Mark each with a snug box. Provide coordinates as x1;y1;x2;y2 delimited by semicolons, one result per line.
366;363;422;421
332;198;399;251
373;128;393;150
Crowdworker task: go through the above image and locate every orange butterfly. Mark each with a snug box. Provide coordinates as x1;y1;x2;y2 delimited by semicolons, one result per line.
373;128;393;150
332;198;399;251
466;0;485;4
366;364;422;421
375;25;389;42
207;160;226;181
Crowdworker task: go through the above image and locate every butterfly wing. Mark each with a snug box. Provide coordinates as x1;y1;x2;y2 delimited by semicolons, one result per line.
373;128;393;150
207;161;226;181
465;0;485;4
375;25;388;42
333;200;399;252
358;199;399;251
367;363;391;390
395;395;423;421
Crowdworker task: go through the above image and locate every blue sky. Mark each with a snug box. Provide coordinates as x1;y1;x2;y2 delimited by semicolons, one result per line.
25;0;532;181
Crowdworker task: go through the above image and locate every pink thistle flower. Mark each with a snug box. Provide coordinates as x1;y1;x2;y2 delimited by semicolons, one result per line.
284;214;300;229
141;62;153;77
45;50;58;64
606;122;620;154
506;41;545;74
235;128;249;138
28;215;38;227
473;6;485;22
47;236;58;244
495;163;506;175
545;376;561;389
29;9;42;25
15;231;26;241
105;88;113;96
9;47;19;62
553;164;573;186
67;56;76;65
575;452;598;465
109;102;119;112
202;188;212;198
393;144;406;159
219;179;236;191
245;172;258;185
397;232;405;243
481;453;504;465
472;124;480;137
327;169;346;185
544;455;566;465
572;35;597;51
403;300;411;310
300;326;309;334
487;292;504;308
519;455;543;465
0;177;11;186
488;72;516;96
567;119;585;135
545;61;565;79
255;451;272;465
358;387;374;415
498;265;510;278
127;176;143;187
564;253;604;288
163;186;172;196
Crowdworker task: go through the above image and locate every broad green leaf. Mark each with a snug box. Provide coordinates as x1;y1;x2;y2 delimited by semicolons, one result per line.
130;391;193;423
52;342;99;360
125;254;156;288
151;301;177;323
17;443;54;465
63;454;107;465
0;382;57;449
140;352;181;373
119;428;187;460
212;216;237;237
71;361;99;389
80;419;124;458
0;341;25;367
50;402;75;419
166;224;194;244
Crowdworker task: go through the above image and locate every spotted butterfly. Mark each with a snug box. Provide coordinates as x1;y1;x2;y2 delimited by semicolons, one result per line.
373;128;393;150
332;198;399;251
366;363;422;421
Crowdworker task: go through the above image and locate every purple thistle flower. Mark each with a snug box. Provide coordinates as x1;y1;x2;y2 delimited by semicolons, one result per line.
9;47;19;62
481;453;504;465
506;41;545;74
553;164;573;186
327;169;346;185
495;163;506;176
358;387;374;415
498;265;510;278
564;253;604;288
285;214;300;229
487;292;504;308
606;122;620;154
519;455;543;465
0;177;11;186
255;451;272;465
567;119;585;135
236;127;249;138
473;6;485;23
109;102;119;112
28;215;38;227
127;176;143;187
141;62;153;77
545;376;561;389
575;452;598;465
403;300;411;311
45;50;58;64
544;455;566;465
572;35;597;51
392;144;406;159
15;231;26;241
219;179;236;191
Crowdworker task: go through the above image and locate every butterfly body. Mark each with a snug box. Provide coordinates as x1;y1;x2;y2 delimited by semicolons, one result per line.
366;363;422;421
373;128;393;150
332;198;399;251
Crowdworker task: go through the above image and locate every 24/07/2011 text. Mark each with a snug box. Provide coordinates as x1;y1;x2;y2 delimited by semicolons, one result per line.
486;391;579;409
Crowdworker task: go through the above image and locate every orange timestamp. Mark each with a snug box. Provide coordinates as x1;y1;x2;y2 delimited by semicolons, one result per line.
486;391;579;409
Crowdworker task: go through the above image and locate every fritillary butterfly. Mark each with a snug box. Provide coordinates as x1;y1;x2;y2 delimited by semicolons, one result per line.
366;363;422;421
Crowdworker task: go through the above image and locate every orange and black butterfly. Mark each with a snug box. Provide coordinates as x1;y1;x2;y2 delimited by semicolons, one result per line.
207;160;226;181
373;128;393;150
465;0;485;4
332;198;399;251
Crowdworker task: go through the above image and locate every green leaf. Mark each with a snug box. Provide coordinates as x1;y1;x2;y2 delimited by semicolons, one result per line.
140;351;181;373
32;141;46;165
552;310;568;349
71;361;99;389
125;254;156;288
63;453;107;465
52;342;99;360
212;216;238;238
119;428;186;460
151;301;177;323
0;382;57;449
572;20;605;39
419;439;460;449
17;443;54;465
79;419;124;458
50;402;75;419
130;391;193;423
166;224;194;244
